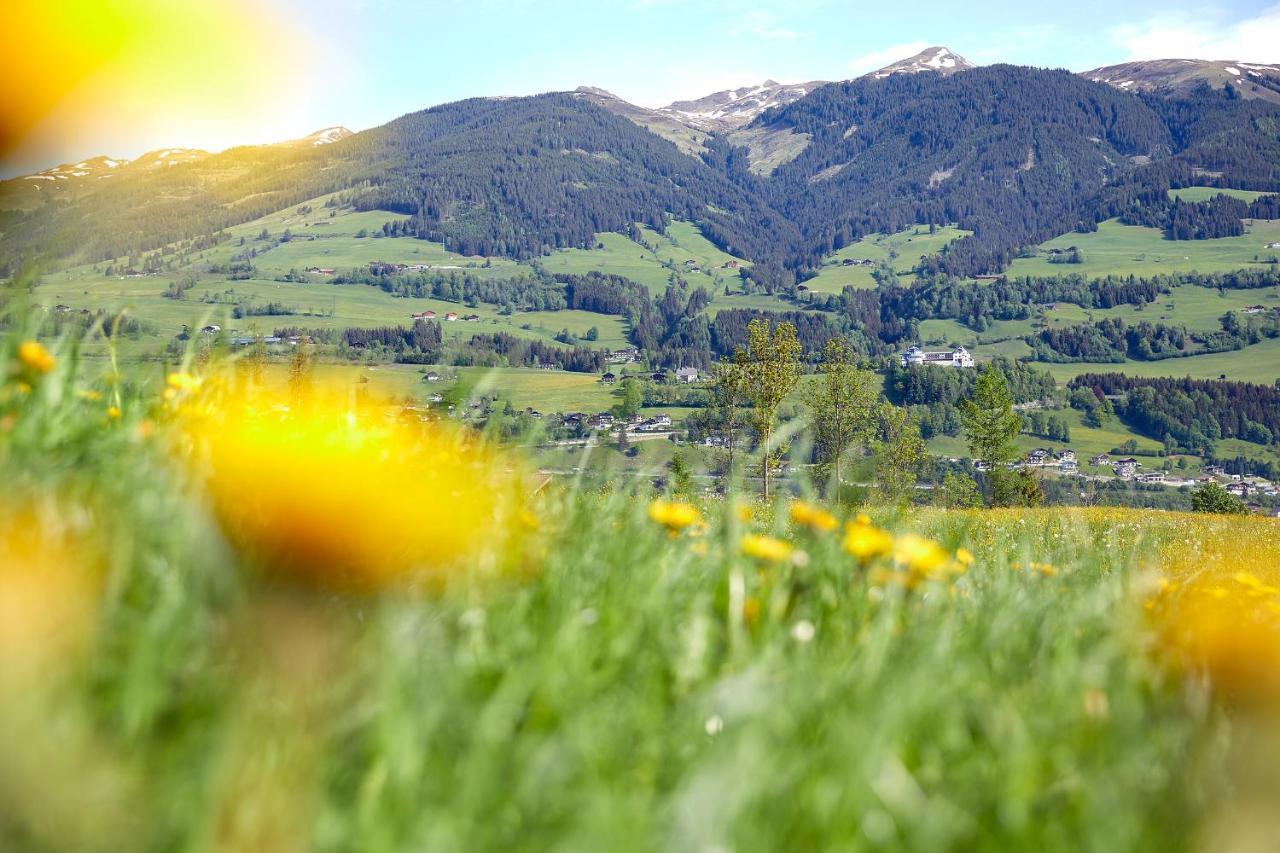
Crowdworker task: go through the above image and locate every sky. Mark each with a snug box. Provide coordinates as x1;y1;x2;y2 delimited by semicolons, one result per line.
2;0;1279;177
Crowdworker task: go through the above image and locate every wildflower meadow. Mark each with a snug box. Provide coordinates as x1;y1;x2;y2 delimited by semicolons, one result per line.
3;332;1280;851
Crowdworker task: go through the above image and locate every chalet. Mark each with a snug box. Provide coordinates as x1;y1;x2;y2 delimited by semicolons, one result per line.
796;284;810;293
608;347;641;364
1055;449;1077;463
683;259;698;269
973;460;993;472
675;366;699;384
368;261;407;276
1266;242;1280;249
722;260;740;269
1226;483;1249;497
1026;448;1053;467
1090;454;1110;466
199;324;221;334
601;372;617;384
424;371;441;382
1244;305;1266;314
652;414;672;428
444;312;459;322
305;266;336;275
464;314;480;322
1138;472;1167;485
1059;459;1079;474
411;310;436;320
587;413;615;430
1203;464;1225;476
703;435;726;447
899;345;974;368
1114;458;1140;478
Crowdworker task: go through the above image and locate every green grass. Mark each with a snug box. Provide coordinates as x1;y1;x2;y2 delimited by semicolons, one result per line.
803;225;971;294
1006;218;1280;279
1168;187;1269;203
5;336;1269;850
1037;335;1280;385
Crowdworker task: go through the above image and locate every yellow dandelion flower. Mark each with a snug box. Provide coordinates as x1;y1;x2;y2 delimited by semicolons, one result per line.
955;547;975;568
893;534;950;575
843;522;893;564
789;501;838;533
77;389;102;402
734;502;753;523
185;391;526;593
853;513;872;526
106;406;122;420
16;341;55;376
742;595;761;628
648;499;702;533
740;534;793;564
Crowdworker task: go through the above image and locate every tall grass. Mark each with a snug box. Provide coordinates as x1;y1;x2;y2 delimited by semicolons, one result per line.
2;333;1270;851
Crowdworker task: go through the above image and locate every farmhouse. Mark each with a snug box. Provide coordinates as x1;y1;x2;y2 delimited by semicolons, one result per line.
1114;458;1140;478
1026;448;1052;467
601;372;617;384
444;312;459;322
1266;242;1280;249
411;310;436;320
425;371;441;382
1059;459;1079;474
1244;305;1266;314
675;366;699;383
1090;454;1110;466
899;345;974;368
305;266;336;275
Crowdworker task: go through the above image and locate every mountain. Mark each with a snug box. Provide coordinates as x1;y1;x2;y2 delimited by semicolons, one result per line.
572;87;711;155
3;52;1279;280
657;79;827;132
1083;59;1280;105
866;45;974;79
278;126;356;148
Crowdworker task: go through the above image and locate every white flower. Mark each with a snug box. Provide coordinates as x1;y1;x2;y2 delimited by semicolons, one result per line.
791;620;816;643
704;714;724;736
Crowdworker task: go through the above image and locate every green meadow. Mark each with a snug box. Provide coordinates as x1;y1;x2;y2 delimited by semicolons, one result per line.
803;225;972;294
1005;218;1280;279
1168;187;1270;203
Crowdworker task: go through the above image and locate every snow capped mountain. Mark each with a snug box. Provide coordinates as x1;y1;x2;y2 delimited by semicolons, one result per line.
132;148;211;168
867;46;973;80
658;79;827;131
275;126;356;148
1081;59;1280;105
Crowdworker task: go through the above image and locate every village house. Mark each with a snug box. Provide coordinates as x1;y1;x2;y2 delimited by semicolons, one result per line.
1059;459;1079;474
1055;449;1076;463
722;260;740;270
702;435;726;447
199;324;221;335
899;345;975;368
424;371;441;382
1090;454;1110;466
1137;472;1167;485
305;266;336;275
1114;458;1140;478
411;310;436;320
1266;241;1280;249
973;460;993;472
1203;464;1225;476
1244;305;1267;314
587;413;615;430
444;312;459;322
600;372;617;384
1025;448;1053;467
608;347;641;364
675;366;699;384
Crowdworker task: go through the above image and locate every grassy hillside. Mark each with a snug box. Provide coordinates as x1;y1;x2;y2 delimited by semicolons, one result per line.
1168;187;1270;203
803;225;971;293
1006;218;1280;279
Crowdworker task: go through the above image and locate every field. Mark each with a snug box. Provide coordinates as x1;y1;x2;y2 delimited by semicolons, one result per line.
803;225;972;293
4;338;1280;850
1005;218;1280;279
1168;187;1270;203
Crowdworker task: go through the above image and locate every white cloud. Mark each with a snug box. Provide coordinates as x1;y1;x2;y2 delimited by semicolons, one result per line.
733;9;800;40
1108;3;1280;63
846;41;930;75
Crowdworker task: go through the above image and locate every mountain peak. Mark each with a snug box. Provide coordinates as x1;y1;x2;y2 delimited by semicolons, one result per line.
1081;58;1280;105
658;79;828;131
867;46;974;80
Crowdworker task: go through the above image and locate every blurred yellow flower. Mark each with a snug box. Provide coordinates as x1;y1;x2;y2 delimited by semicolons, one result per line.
740;534;793;564
648;499;702;534
734;502;753;523
106;406;121;420
17;341;55;376
789;501;838;533
186;392;525;592
842;522;893;564
955;547;975;568
893;534;950;575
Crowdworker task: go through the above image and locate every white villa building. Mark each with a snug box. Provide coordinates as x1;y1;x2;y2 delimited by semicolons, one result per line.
900;345;975;368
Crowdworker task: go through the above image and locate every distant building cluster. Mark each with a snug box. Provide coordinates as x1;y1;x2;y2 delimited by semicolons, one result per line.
899;345;974;368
